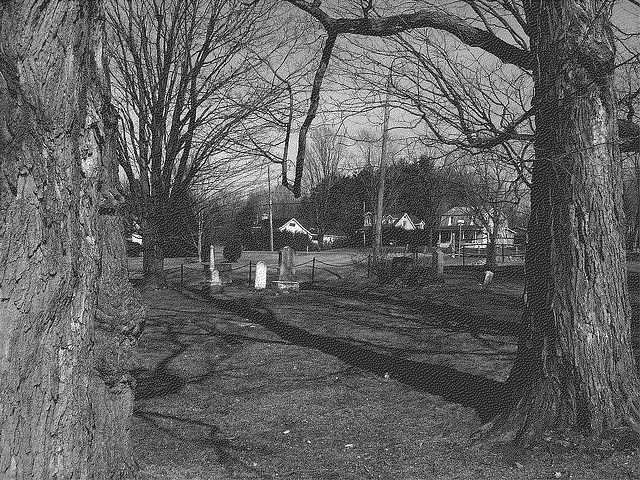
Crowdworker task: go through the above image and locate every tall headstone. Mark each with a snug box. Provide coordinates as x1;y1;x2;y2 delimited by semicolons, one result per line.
273;246;299;291
254;261;267;290
279;246;296;282
208;244;223;294
209;245;216;275
483;270;494;285
432;248;445;275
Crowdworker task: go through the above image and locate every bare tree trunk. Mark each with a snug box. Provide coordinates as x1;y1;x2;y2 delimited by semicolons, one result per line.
93;105;146;475
0;2;144;477
142;203;166;287
485;1;640;444
485;229;498;270
198;212;204;263
633;153;640;249
373;165;387;263
373;76;391;263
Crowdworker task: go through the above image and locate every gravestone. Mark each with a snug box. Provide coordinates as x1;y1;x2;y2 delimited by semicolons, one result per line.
208;244;223;294
254;261;267;290
279;246;296;281
219;262;233;285
273;246;299;291
432;248;445;275
483;270;494;285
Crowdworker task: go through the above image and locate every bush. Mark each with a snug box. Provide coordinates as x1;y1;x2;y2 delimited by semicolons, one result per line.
223;239;242;262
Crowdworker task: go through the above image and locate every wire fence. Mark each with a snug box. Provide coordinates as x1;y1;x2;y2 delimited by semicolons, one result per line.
166;255;373;288
129;246;530;289
459;245;525;266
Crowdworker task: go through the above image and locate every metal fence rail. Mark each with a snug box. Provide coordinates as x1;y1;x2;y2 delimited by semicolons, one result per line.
166;255;370;287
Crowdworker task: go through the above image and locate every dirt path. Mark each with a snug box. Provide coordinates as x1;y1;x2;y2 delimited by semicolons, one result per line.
132;281;640;479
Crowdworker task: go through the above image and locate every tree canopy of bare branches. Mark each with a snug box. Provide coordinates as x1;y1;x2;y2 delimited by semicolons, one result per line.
108;0;291;283
284;0;640;447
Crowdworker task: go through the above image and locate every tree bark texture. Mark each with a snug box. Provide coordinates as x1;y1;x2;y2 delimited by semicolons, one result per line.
0;1;145;477
141;211;166;287
488;1;640;443
485;230;498;271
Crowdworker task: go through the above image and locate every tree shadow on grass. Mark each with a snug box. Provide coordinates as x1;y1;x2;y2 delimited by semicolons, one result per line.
202;295;513;422
132;343;189;400
134;410;274;479
304;282;522;337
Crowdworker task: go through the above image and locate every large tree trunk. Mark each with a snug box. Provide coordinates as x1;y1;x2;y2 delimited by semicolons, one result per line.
141;202;166;287
485;228;498;270
484;1;640;445
93;105;146;474
0;1;144;477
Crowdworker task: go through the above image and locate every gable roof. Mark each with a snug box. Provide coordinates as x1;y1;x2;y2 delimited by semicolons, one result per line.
277;217;315;236
390;213;416;229
442;207;473;217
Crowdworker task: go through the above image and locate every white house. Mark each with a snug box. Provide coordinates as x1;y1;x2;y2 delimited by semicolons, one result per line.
363;212;425;231
278;217;315;238
437;207;515;250
277;217;347;247
322;229;348;245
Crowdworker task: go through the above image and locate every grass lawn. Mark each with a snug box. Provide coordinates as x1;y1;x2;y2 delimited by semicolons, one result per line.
130;251;640;479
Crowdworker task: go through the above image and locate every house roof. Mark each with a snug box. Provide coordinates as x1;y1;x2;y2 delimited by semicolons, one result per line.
365;211;425;228
440;207;478;227
276;217;316;235
441;207;473;217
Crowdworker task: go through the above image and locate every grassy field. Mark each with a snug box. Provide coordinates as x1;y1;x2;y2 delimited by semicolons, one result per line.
129;250;640;479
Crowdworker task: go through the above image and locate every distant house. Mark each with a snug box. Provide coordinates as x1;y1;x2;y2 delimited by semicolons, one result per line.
363;212;425;231
130;232;142;245
363;212;373;228
278;217;315;238
277;217;347;247
437;207;515;249
128;221;142;244
322;229;348;246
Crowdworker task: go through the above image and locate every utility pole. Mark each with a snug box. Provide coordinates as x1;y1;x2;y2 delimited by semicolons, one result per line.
373;69;391;264
197;211;203;263
362;201;366;247
267;163;274;252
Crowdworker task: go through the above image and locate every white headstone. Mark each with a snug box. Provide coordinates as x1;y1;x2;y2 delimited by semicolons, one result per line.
209;245;215;273
207;244;222;293
483;270;494;285
255;261;267;290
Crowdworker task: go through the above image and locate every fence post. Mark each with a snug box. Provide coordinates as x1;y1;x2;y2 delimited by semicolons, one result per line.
311;257;316;283
502;243;505;263
248;261;252;283
367;254;371;278
180;264;184;286
462;248;465;267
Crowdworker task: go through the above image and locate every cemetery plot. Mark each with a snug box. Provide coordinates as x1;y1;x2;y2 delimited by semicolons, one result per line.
130;257;640;479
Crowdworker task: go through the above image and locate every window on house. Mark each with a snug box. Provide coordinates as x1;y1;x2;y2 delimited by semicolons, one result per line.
289;222;295;227
448;217;452;226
